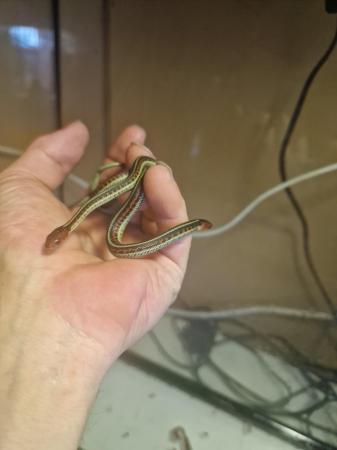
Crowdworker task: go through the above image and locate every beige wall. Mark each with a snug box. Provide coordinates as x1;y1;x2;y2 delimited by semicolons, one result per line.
107;0;337;363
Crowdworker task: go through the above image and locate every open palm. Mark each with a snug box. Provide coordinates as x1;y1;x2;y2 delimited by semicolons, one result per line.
0;122;191;361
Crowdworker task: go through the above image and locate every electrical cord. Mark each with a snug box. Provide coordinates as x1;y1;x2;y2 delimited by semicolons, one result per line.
0;145;89;189
174;316;313;407
150;315;337;442
278;17;337;316
167;305;334;321
193;161;337;238
149;330;192;371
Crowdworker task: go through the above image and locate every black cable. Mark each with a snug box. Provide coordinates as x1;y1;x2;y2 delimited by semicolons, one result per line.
149;331;192;371
161;316;336;408
150;312;337;444
278;17;337;316
123;351;337;450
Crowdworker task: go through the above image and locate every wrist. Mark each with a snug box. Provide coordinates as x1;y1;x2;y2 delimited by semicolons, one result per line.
0;290;109;450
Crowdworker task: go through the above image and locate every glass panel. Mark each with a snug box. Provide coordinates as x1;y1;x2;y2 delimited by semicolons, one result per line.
0;0;56;161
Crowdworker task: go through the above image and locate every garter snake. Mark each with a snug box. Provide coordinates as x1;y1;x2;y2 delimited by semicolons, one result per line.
45;156;212;258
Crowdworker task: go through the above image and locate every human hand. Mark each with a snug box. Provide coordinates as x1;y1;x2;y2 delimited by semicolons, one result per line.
0;122;191;450
0;121;191;365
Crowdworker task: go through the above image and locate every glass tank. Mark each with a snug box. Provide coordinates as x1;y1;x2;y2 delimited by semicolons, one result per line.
0;1;336;449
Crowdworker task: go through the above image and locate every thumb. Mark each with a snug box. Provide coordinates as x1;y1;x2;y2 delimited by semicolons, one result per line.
10;121;89;190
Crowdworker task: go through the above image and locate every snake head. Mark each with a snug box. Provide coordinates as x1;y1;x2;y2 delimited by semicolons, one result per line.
45;226;69;251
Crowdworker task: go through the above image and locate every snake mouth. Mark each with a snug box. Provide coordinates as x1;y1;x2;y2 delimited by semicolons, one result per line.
45;226;69;251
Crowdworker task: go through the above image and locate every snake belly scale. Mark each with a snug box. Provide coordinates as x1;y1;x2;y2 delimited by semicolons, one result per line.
45;156;212;258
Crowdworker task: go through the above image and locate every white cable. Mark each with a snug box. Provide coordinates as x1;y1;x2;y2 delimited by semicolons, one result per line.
0;146;91;190
167;306;334;321
193;162;337;238
68;173;89;190
0;145;22;158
